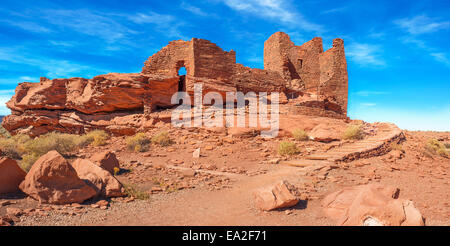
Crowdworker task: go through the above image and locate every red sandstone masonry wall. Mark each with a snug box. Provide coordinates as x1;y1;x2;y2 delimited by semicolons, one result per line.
264;32;348;116
319;39;348;115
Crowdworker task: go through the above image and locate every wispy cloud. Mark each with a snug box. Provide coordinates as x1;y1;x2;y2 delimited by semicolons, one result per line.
394;15;450;35
0;46;108;78
396;15;450;66
127;11;187;39
180;2;209;17
3;8;186;44
41;9;137;43
220;0;323;32
355;91;389;97
1;20;52;33
346;43;385;67
400;36;428;50
321;7;348;15
360;103;376;107
431;53;450;66
19;76;38;82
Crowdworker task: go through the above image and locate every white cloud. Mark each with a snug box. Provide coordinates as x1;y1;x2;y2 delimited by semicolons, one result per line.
0;47;108;79
221;0;323;32
360;103;376;107
431;53;450;66
2;20;52;33
400;36;428;50
127;11;187;39
355;91;389;97
247;56;263;64
346;43;385;67
181;2;209;17
399;32;450;67
321;7;348;15
0;90;14;115
394;15;450;35
41;9;137;43
19;76;38;81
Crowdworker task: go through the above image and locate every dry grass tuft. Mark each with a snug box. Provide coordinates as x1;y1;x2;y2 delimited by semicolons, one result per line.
292;129;309;141
126;133;150;152
278;141;300;156
151;131;172;147
342;124;364;140
425;138;448;158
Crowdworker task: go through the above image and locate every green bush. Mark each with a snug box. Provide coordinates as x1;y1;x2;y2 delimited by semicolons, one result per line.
151;131;172;146
425;138;448;158
292;129;309;141
342;124;364;140
278;141;299;156
84;130;110;147
22;132;80;157
20;153;40;172
0;134;30;159
0;131;108;172
126;133;150;152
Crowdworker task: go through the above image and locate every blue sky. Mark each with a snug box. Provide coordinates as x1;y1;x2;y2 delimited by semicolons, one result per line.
0;0;449;131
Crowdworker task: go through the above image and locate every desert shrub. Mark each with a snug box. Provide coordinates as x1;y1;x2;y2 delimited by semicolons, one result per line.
151;131;172;146
0;134;30;159
20;153;40;172
425;138;448;158
278;141;299;156
0;125;11;138
292;129;309;141
1;131;112;172
126;133;150;152
342;124;364;140
444;142;450;149
84;130;110;147
123;184;150;200
22;132;80;157
19;132;89;171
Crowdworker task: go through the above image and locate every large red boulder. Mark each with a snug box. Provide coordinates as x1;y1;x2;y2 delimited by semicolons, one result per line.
309;122;347;142
321;184;425;226
254;180;299;211
90;151;120;175
0;158;26;194
72;159;124;198
19;151;97;204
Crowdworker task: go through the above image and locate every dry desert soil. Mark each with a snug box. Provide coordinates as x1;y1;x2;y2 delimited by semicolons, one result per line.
1;118;449;226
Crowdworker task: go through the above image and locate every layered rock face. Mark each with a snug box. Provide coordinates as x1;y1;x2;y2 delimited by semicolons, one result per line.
3;32;349;136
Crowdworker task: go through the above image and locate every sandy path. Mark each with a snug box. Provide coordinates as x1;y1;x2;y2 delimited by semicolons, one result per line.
96;165;331;226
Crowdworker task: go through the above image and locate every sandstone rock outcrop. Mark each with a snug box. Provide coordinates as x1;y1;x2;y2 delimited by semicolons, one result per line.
90;151;120;175
72;159;124;198
254;180;299;211
19;151;97;204
321;184;425;226
0;158;26;195
2;32;348;136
